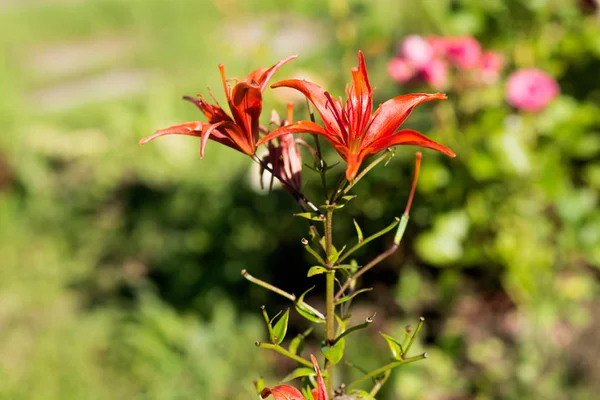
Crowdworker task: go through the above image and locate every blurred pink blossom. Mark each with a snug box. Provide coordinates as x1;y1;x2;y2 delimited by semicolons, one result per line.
506;68;559;112
479;51;504;84
444;36;482;70
400;35;435;68
427;36;448;57
387;57;414;83
421;58;448;90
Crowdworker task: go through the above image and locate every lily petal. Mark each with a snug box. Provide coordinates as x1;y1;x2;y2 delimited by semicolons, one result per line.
260;386;305;400
271;79;344;139
139;121;206;145
346;50;373;141
257;121;338;147
365;129;455;158
364;93;447;143
245;55;298;92
310;355;328;400
229;82;263;151
183;95;233;124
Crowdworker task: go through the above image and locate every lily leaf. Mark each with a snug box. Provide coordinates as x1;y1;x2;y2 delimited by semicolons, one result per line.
288;329;309;355
272;309;290;345
295;287;324;324
321;338;345;365
281;367;317;383
353;219;364;243
334;288;373;306
381;332;404;360
294;212;324;221
307;266;328;277
348;389;376;400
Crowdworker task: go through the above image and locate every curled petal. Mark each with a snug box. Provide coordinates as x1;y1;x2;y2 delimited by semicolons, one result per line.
310;355;328;400
245;55;298;92
260;385;305;400
139;121;207;145
365;93;447;143
183;96;233;124
271;79;344;138
257;121;338;147
365;129;456;158
199;121;225;158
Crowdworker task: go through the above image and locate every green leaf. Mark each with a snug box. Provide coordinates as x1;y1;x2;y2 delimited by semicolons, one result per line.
272;309;289;345
334;288;373;306
307;266;328;277
295;287;325;324
281;367;316;383
321;338;345;365
348;389;376;400
333;195;357;209
294;212;324;221
353;219;364;242
335;314;347;336
381;333;404;360
289;327;313;355
254;377;265;395
328;244;340;263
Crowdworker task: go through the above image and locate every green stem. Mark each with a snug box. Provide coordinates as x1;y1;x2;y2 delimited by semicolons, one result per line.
324;209;335;399
346;353;428;389
369;370;391;397
255;342;313;368
404;317;425;355
332;314;375;344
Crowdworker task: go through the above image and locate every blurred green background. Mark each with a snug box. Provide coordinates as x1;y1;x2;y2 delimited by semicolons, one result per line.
1;0;599;399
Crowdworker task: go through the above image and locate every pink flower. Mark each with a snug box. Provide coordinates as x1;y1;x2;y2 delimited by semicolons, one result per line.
444;36;482;70
506;68;559;112
427;36;448;57
479;51;504;84
400;35;435;68
387;57;415;83
420;58;448;90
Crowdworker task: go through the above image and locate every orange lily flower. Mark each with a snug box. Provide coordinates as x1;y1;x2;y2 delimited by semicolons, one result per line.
140;55;297;156
260;355;327;400
258;51;455;180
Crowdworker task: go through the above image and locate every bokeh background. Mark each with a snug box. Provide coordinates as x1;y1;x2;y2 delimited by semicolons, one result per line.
1;0;599;399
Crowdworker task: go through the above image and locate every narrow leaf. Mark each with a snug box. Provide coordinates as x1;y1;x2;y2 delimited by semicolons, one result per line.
334;287;373;306
353;219;364;242
281;367;317;383
307;266;328;277
380;333;404;360
294;212;324;221
295;287;324;324
272;309;290;345
348;389;376;400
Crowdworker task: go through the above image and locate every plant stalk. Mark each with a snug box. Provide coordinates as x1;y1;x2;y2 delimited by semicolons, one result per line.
324;208;335;398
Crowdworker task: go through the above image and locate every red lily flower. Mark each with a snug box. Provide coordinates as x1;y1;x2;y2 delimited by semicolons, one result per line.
260;355;327;400
139;55;297;156
257;51;455;180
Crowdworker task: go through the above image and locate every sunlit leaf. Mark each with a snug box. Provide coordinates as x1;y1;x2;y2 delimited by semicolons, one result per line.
353;219;364;242
334;288;373;306
272;309;290;345
321;338;345;365
294;212;324;221
381;332;404;360
307;266;328;277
